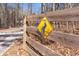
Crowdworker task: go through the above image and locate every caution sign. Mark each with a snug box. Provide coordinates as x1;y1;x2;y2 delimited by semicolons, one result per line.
37;17;53;38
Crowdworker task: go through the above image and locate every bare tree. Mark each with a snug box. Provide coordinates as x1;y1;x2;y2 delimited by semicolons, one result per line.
28;3;32;15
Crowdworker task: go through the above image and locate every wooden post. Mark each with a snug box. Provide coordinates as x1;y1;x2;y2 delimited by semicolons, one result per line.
76;21;78;30
54;21;56;31
53;21;56;31
71;21;74;33
72;21;75;34
58;21;60;31
59;21;61;31
75;21;77;30
55;21;57;31
78;21;79;29
66;21;69;33
23;16;27;49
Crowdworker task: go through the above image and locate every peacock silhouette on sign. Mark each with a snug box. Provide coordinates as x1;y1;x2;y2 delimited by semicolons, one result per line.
41;22;46;34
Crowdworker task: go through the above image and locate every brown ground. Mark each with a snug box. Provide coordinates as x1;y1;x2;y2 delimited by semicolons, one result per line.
26;33;79;56
2;38;79;56
47;41;79;56
3;40;30;56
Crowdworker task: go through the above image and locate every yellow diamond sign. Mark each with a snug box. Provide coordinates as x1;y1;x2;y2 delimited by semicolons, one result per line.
37;17;53;38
